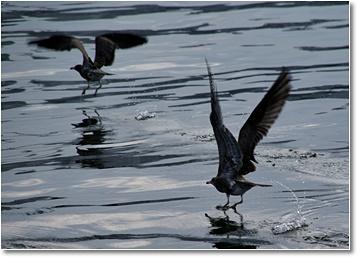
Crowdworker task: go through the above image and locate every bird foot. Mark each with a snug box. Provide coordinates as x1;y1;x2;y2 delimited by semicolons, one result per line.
215;203;241;212
229;201;243;211
216;204;230;211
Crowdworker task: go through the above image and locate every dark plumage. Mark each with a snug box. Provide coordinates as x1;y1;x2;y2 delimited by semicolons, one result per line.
205;59;291;210
29;33;147;95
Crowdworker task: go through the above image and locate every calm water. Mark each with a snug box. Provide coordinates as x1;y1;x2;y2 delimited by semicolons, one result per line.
1;1;349;249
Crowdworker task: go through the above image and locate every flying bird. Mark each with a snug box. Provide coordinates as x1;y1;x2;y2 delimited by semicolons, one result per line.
29;33;147;95
205;59;291;210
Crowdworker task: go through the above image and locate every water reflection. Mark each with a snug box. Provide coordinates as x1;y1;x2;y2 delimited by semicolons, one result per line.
205;209;261;249
205;210;243;234
72;110;106;145
71;110;102;128
72;109;108;168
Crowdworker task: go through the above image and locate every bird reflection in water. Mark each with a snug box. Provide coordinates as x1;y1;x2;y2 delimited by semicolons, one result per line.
72;109;109;168
205;209;258;249
72;110;102;128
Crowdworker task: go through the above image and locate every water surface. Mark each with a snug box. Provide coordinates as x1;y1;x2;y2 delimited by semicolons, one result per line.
1;1;349;249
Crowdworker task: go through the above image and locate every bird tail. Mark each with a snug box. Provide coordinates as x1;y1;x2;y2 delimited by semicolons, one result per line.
93;69;115;76
255;183;272;187
237;176;272;187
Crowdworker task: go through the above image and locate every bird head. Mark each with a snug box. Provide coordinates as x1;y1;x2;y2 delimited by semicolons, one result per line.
70;64;82;73
206;178;215;185
206;176;231;193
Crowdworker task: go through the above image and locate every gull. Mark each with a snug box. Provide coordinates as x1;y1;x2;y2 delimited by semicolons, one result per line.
205;59;291;210
29;32;147;95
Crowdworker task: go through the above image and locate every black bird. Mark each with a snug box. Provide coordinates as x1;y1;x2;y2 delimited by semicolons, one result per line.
205;59;291;210
29;33;147;95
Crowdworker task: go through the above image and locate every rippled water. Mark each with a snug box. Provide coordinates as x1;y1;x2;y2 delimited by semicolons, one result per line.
1;1;349;249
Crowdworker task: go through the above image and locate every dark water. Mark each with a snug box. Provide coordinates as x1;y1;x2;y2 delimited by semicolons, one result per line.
1;1;349;249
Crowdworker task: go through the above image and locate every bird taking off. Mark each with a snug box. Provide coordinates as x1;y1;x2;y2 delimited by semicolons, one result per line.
29;33;147;95
205;59;291;211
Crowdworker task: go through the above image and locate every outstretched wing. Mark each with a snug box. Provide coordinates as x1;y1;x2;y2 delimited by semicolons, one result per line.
29;35;90;62
94;33;147;68
238;68;291;175
206;59;243;178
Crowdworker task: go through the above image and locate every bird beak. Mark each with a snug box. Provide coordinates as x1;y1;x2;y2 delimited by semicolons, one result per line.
70;66;74;70
206;181;211;185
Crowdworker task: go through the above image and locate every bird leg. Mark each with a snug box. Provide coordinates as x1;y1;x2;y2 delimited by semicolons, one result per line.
82;110;90;119
216;194;230;211
232;209;244;226
224;194;230;208
82;82;90;96
223;209;230;221
230;195;243;211
94;80;102;96
94;109;102;124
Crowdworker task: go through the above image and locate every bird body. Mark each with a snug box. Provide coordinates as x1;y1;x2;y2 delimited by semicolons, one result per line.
205;59;291;210
29;33;147;95
71;64;109;80
70;62;114;94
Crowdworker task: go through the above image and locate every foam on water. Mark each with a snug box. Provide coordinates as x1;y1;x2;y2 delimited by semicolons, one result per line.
135;110;156;121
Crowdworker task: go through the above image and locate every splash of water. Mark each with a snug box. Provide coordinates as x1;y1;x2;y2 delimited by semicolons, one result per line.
271;180;307;234
135;110;156;121
274;180;303;216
